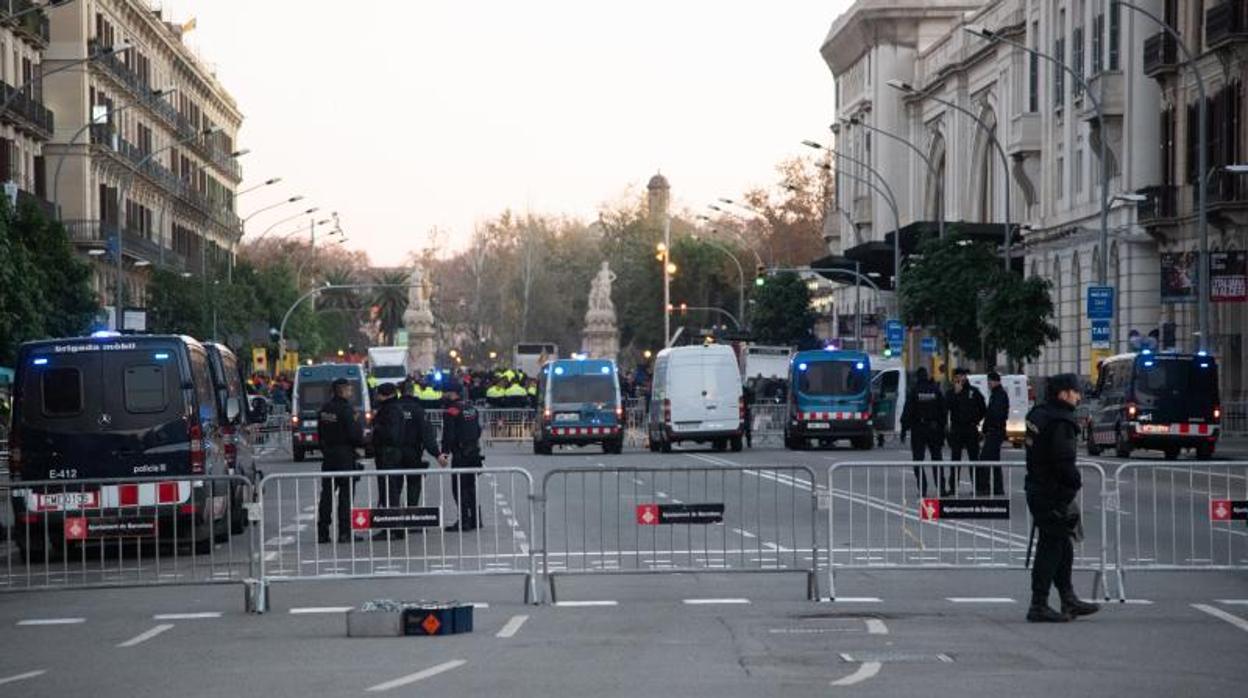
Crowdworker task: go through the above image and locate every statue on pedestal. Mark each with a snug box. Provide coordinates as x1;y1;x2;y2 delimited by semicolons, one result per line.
581;261;619;361
403;264;437;373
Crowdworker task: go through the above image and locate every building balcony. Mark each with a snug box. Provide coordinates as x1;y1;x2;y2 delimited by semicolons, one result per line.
1205;169;1248;208
1;1;50;46
0;79;54;140
1143;32;1181;78
1207;0;1248;50
15;188;56;219
851;195;872;227
63;219;184;270
1136;185;1178;224
1079;71;1124;123
1007;112;1042;157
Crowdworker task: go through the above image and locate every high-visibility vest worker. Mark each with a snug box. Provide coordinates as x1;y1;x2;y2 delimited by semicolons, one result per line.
486;384;506;400
366;374;379;389
504;383;527;398
526;384;537;397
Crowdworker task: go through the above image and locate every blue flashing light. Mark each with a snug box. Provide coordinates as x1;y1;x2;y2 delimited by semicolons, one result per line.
91;330;120;339
1141;348;1152;355
33;357;48;366
433;371;443;382
153;352;170;360
798;362;808;372
1197;350;1208;357
554;366;565;376
1143;360;1155;368
600;365;611;374
855;361;865;370
1200;362;1210;368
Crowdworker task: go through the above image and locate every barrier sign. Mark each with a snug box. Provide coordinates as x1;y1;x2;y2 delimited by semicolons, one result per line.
64;516;158;540
920;498;1010;520
350;507;442;530
636;503;725;525
1210;500;1248;521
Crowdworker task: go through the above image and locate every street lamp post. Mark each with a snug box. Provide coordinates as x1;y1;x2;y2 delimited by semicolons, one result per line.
253;206;320;243
697;211;765;268
886;79;1014;273
236;177;282;198
768;266;883;347
678;305;742;330
691;234;745;323
1105;2;1210;351
113;125;220;329
841;116;944;239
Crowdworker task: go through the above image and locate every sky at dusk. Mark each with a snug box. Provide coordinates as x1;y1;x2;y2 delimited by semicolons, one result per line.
166;0;851;263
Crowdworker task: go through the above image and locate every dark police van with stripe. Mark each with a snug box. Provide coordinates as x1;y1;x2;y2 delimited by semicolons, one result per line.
7;333;262;561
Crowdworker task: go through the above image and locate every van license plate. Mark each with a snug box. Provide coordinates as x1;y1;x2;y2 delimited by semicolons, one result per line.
555;413;579;422
36;491;100;511
806;422;831;430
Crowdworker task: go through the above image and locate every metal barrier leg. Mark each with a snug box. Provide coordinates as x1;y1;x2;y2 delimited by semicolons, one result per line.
547;573;558;605
806;571;818;602
246;578;269;614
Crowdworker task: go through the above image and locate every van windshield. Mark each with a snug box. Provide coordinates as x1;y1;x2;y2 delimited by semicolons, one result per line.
373;365;406;379
550;374;616;405
298;382;364;411
1134;358;1218;412
798;361;867;396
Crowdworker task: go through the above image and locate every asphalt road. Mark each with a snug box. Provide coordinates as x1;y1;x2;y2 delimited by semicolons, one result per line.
0;438;1245;696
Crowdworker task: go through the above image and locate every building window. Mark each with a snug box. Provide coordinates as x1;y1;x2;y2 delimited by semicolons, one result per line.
1109;1;1121;70
1029;21;1040;112
1055;10;1066;110
1161;106;1176;188
1074;147;1084;195
1056;155;1065;199
1092;12;1104;75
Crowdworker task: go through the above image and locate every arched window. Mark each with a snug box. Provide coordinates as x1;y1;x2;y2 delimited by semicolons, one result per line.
925;131;947;223
969;104;1000;223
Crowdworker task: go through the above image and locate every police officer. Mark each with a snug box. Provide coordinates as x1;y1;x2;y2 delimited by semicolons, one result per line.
317;378;364;544
945;367;987;497
977;371;1009;496
397;379;444;513
440;380;481;532
1024;373;1098;622
370;382;406;541
900;367;946;497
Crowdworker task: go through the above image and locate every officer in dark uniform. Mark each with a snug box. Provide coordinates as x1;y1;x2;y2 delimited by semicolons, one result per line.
900;367;946;497
978;371;1009;495
440;380;481;532
398;379;443;512
317;378;364;544
1024;373;1098;622
945;368;987;497
370;382;406;540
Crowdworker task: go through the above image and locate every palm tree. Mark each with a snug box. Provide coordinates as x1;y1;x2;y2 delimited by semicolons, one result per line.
371;270;410;345
319;267;359;313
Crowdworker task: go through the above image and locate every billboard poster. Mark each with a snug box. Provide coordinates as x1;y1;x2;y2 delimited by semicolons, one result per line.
1160;252;1198;303
1211;251;1247;303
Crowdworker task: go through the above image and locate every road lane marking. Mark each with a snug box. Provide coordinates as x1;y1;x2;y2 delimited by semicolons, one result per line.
683;598;750;605
1217;599;1248;605
731;528;757;539
0;670;45;686
1121;599;1154;605
828;597;883;603
289;607;353;614
1193;603;1248;633
16;618;85;626
831;661;881;686
554;600;618;607
117;624;174;648
866;618;888;635
947;597;1016;603
153;612;222;620
265;536;295;546
366;660;467;692
496;614;528;638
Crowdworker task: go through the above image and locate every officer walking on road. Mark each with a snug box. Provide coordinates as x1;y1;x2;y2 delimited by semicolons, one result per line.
370;383;407;541
317;378;364;544
1024;373;1099;622
977;371;1009;496
900;367;947;497
946;367;987;497
440;379;481;532
397;379;444;513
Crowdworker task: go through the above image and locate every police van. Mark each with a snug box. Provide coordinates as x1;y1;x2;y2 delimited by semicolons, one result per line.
532;358;623;455
785;349;873;450
291;363;372;461
8;333;253;560
1085;351;1220;460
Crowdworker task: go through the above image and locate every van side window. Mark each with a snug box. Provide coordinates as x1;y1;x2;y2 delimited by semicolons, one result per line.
124;365;167;413
42;368;83;416
188;348;216;419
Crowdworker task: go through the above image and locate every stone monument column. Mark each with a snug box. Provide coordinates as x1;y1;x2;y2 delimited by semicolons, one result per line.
403;264;437;373
581;261;619;361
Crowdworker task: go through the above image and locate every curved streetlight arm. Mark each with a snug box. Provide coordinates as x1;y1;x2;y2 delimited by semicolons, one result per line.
885;81;1013;273
767;266;882;294
237;177;282;197
810;146;903;299
278;283;412;366
243;196;303;224
699;213;766;268
692;236;746;321
677;306;741;330
842;117;944;239
252;207;320;243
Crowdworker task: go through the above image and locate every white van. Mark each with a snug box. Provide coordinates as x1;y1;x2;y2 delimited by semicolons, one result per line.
869;358;906;442
648;344;745;452
968;373;1032;447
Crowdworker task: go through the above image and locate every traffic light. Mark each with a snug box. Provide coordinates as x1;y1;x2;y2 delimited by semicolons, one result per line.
755;264;767;286
755;276;765;287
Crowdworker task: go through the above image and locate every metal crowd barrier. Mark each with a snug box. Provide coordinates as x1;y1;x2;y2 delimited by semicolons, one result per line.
538;464;821;603
0;439;8;476
623;406;648;448
481;408;537;446
825;460;1110;601
254;412;292;456
251;466;536;612
1111;460;1248;601
748;403;787;445
0;474;254;593
1221;401;1248;436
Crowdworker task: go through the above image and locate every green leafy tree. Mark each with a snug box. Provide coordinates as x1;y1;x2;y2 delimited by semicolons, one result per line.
899;235;1003;363
982;274;1060;371
147;269;205;337
749;271;816;345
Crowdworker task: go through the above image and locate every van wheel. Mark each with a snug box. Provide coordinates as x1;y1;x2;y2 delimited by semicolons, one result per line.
660;438;673;454
604;438;623;455
18;542;56;565
1163;446;1180;461
730;436;743;452
1196;442;1215;461
1114;427;1132;459
292;445;306;462
1086;427;1104;456
647;436;659;453
853;434;873;450
784;432;803;451
713;439;727;452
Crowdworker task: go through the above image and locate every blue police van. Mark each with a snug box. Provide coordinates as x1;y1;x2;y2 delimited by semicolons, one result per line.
533;358;624;455
784;349;873;450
